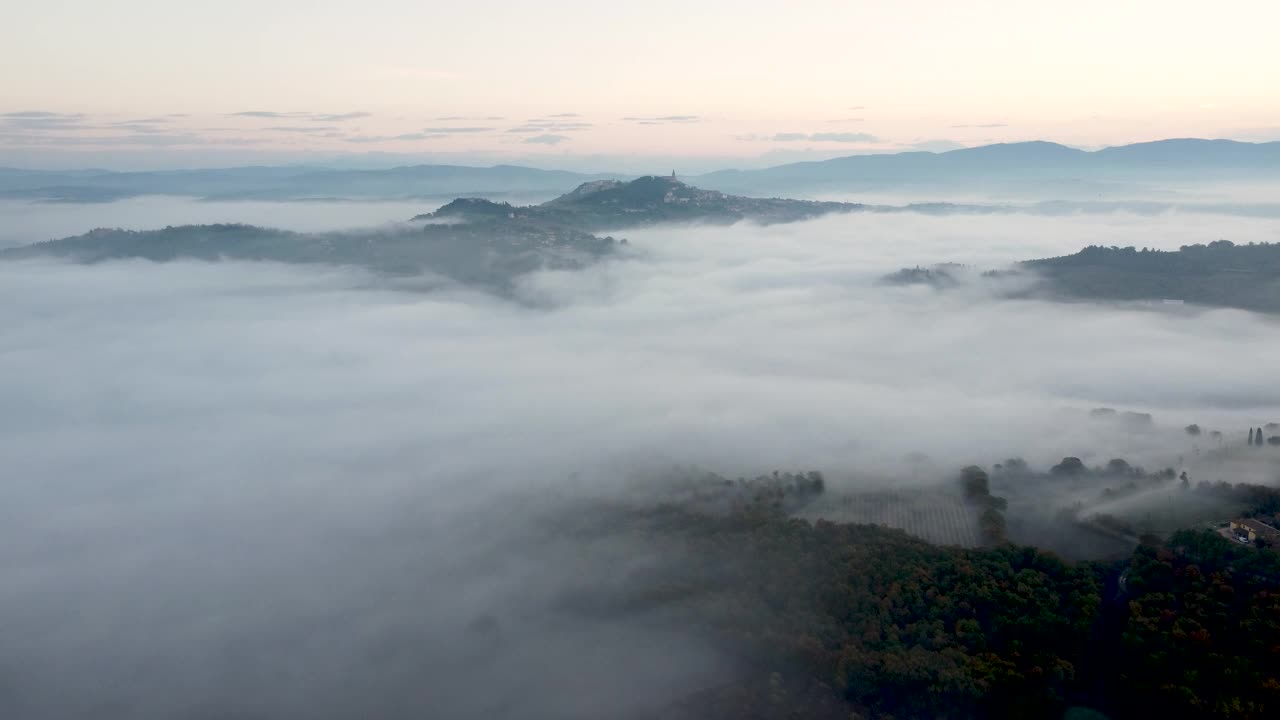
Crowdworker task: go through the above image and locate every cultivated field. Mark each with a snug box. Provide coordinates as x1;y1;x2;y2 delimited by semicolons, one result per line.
796;490;982;547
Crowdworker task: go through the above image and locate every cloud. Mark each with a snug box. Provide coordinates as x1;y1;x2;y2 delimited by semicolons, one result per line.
547;113;580;118
951;123;1009;129
0;111;92;131
311;112;372;122
523;134;571;145
0;111;81;119
436;115;506;121
422;127;495;134
508;121;593;133
342;132;446;143
3;206;1280;717
758;132;881;143
104;122;170;135
0;132;273;148
116;116;176;125
264;125;341;133
827;117;865;123
232;111;371;122
622;115;700;124
231;111;298;118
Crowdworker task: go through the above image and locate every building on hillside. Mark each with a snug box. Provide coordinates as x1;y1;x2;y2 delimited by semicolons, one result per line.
1230;518;1280;545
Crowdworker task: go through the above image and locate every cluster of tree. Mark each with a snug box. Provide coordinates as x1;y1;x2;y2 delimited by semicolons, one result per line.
1087;407;1154;427
1193;479;1280;519
1248;427;1279;446
884;238;1280;313
1115;530;1280;716
1039;455;1177;484
575;493;1280;719
1087;512;1139;539
658;468;826;514
879;264;962;288
0;222;620;294
959;465;1009;544
1019;240;1280;313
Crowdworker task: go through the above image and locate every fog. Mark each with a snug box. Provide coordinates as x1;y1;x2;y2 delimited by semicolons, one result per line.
2;209;1279;718
807;179;1280;212
0;198;444;249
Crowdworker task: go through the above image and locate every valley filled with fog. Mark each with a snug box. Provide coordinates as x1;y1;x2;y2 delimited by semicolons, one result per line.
9;0;1280;714
2;204;1279;718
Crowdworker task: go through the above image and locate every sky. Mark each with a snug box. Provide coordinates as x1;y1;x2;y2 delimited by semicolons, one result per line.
2;0;1279;169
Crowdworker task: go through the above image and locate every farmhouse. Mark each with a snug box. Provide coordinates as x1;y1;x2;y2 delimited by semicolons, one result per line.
1229;518;1280;544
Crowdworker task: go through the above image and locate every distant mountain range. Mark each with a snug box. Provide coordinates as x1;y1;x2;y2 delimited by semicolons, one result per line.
695;139;1280;195
2;139;1277;204
0;165;619;204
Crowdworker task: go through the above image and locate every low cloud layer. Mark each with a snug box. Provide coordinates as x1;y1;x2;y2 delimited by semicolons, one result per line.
523;134;571;145
1;111;92;130
623;115;700;124
2;209;1279;717
422;126;496;134
231;111;371;121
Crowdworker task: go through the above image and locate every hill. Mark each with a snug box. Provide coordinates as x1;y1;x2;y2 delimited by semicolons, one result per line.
0;221;619;292
550;480;1280;719
418;175;875;230
1022;240;1280;312
885;240;1280;314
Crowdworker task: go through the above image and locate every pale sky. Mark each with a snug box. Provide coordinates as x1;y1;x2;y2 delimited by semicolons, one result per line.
3;0;1279;169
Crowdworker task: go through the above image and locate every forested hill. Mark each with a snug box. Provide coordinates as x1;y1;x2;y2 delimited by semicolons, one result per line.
0;222;619;291
570;493;1280;719
1023;240;1280;313
416;175;869;230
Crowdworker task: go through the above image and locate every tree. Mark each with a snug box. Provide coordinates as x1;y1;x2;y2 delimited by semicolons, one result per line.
1050;457;1086;476
1249;428;1256;445
1269;436;1280;447
1258;427;1267;446
1184;424;1201;436
1002;457;1030;475
1105;458;1133;475
978;507;1007;544
960;466;990;500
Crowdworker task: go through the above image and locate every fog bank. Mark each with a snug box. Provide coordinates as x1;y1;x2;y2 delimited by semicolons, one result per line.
2;210;1278;717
